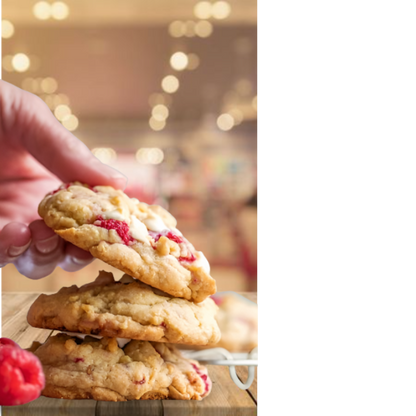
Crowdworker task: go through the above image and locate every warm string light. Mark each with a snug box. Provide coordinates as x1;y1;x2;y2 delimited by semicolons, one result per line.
3;54;41;73
217;113;235;131
168;20;213;38
12;54;30;72
92;148;117;163
20;77;79;131
33;1;69;20
161;75;180;94
193;1;231;20
136;148;164;165
151;1;223;132
2;20;14;39
170;52;188;71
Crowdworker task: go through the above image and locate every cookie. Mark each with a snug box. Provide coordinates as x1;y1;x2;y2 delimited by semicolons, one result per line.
38;182;216;302
207;293;257;352
28;334;212;401
27;271;221;346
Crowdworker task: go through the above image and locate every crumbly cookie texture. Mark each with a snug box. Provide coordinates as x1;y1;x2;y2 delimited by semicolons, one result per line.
38;182;216;302
27;271;221;346
203;294;257;352
28;334;212;401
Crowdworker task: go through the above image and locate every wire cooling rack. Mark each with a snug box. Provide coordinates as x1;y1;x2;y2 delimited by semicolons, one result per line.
180;347;258;390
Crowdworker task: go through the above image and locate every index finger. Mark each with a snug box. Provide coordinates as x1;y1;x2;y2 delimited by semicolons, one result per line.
0;80;127;189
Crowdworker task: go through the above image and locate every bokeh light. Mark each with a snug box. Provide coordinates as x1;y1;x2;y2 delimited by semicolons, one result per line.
33;1;52;20
228;108;244;125
54;104;71;121
152;104;169;121
194;1;212;19
136;148;164;164
217;113;234;131
2;20;14;39
92;148;117;163
149;117;166;131
195;20;213;38
212;1;231;19
51;2;69;20
168;21;185;38
12;54;30;72
40;77;58;94
2;55;14;72
161;75;180;94
148;93;172;107
170;52;189;71
187;53;200;70
62;114;79;131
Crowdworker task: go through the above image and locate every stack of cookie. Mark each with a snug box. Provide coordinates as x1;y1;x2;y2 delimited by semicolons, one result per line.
25;182;220;401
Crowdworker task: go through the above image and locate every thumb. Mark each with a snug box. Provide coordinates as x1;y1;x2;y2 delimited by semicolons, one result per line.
0;80;127;189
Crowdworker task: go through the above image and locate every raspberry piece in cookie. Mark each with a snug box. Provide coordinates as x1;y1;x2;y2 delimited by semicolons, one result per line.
38;182;216;302
94;216;134;245
0;344;45;406
27;271;221;346
29;334;212;401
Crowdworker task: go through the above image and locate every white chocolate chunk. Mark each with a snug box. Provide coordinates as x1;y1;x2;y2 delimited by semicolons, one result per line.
142;212;168;233
102;209;126;222
194;252;210;274
129;215;150;244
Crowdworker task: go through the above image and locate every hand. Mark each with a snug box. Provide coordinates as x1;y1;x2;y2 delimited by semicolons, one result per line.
0;80;127;279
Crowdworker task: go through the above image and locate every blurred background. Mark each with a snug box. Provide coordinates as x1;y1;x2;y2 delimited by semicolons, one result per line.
1;0;257;293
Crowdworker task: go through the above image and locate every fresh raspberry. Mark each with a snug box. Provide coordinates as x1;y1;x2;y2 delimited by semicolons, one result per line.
94;216;134;245
0;338;20;350
0;346;45;406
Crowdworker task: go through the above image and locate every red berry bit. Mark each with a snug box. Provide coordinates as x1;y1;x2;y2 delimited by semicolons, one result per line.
48;183;71;196
0;344;45;406
149;230;184;244
191;363;211;395
48;183;97;196
134;378;146;385
149;230;198;265
74;358;84;363
160;322;167;329
94;216;134;245
178;253;197;263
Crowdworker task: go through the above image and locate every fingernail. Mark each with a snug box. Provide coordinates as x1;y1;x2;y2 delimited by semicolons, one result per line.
35;235;60;254
70;256;92;265
8;241;32;257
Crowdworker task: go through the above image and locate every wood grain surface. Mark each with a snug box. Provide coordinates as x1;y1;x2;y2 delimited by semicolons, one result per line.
1;292;257;416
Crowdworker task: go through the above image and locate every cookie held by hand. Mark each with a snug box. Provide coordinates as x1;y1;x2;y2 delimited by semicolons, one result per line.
38;183;216;302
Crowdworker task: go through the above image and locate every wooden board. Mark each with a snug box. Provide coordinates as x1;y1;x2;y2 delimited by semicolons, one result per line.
1;292;257;416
